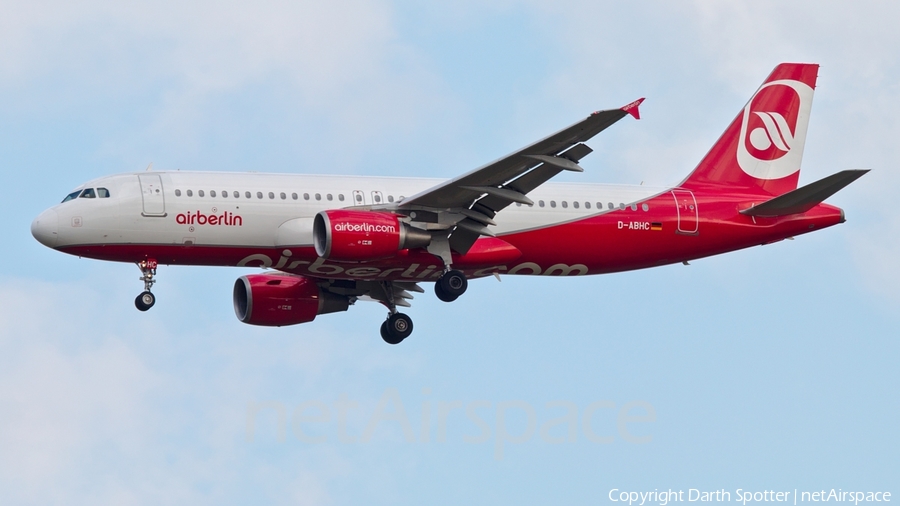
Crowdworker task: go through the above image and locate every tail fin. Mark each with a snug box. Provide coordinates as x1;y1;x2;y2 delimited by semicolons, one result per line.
681;63;819;196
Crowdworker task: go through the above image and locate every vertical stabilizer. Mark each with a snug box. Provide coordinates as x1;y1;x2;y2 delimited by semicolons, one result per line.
681;63;819;196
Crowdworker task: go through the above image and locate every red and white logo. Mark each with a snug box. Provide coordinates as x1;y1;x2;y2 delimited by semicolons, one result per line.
737;79;814;180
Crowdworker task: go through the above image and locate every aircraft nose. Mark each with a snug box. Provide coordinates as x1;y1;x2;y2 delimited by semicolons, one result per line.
31;209;59;248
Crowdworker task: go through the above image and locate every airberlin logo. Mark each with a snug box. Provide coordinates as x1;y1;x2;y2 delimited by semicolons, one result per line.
736;79;813;180
176;210;243;226
333;222;396;234
748;111;794;155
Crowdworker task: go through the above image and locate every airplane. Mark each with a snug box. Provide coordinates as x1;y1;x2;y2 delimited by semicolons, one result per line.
31;63;867;344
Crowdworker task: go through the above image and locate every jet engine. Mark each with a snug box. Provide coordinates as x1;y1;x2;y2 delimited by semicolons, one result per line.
313;210;431;262
233;274;349;326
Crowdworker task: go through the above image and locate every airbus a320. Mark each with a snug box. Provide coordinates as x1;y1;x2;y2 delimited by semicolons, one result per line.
31;63;867;344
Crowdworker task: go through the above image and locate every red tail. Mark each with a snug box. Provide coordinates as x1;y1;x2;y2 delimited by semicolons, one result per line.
681;63;819;196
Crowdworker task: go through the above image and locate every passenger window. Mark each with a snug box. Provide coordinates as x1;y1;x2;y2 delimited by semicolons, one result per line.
280;192;286;200
573;201;579;209
315;193;321;201
175;189;182;197
268;192;275;199
234;191;240;198
539;200;545;207
631;204;637;211
585;202;591;209
210;190;216;197
515;202;522;207
550;200;556;208
619;203;625;210
339;194;345;201
187;190;193;197
355;193;363;203
198;190;205;197
562;201;568;208
608;203;614;210
292;193;298;200
80;188;96;199
642;203;649;212
327;194;333;201
222;191;228;198
98;188;110;198
245;191;251;198
62;190;82;203
387;195;394;203
257;192;263;199
374;194;381;203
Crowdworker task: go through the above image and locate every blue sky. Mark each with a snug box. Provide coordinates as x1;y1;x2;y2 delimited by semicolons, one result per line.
1;1;897;504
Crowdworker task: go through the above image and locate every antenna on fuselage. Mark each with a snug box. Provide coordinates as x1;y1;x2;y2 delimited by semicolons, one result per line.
145;163;153;171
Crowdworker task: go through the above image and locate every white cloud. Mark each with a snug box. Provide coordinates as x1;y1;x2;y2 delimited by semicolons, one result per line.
0;277;426;504
0;280;161;503
0;0;461;174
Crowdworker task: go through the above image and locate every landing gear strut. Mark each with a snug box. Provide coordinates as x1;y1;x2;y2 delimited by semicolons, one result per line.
434;269;467;302
135;259;158;311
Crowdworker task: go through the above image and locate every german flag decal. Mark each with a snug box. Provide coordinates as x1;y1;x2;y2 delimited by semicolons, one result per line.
651;222;663;231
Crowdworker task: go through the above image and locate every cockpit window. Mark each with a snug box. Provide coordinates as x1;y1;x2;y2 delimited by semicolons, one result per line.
62;190;82;203
79;188;96;199
97;187;110;198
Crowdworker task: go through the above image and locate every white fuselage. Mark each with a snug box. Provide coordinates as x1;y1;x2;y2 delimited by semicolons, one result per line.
39;171;665;251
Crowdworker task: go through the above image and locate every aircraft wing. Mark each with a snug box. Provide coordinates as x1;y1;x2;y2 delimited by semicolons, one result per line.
384;99;643;254
398;99;644;213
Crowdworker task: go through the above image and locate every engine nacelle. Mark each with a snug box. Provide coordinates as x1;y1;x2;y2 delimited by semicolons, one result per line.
233;274;349;327
313;210;431;262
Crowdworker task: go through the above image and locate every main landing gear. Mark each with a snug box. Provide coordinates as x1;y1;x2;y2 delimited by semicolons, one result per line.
434;269;467;302
134;259;158;312
379;281;414;345
380;312;413;345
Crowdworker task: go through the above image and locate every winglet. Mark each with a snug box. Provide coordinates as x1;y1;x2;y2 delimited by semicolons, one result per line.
621;98;645;120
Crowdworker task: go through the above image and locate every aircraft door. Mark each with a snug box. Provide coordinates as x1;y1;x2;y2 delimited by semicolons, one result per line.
138;174;166;216
371;191;384;205
671;189;698;234
352;190;366;206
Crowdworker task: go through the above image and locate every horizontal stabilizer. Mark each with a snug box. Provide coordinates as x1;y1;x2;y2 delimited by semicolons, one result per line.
740;169;869;217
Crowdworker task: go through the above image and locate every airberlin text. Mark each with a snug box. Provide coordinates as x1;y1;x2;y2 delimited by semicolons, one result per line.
333;222;396;233
176;210;243;226
237;251;589;278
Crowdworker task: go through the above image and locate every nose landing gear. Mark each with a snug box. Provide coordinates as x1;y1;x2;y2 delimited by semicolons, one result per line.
135;259;158;311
